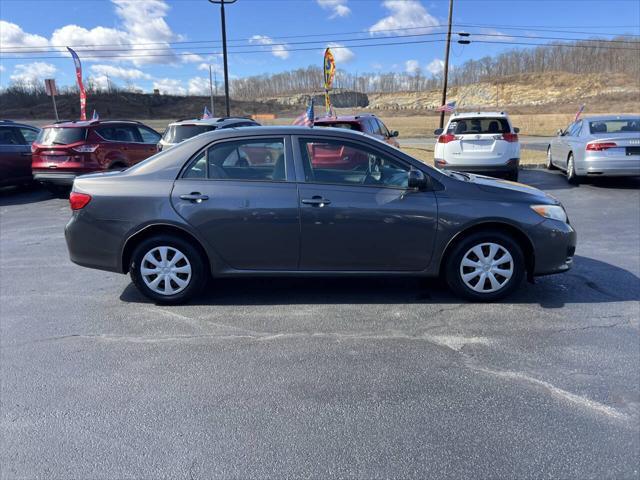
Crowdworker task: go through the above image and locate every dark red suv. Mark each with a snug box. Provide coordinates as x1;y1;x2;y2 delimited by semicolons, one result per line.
32;120;161;186
313;114;400;148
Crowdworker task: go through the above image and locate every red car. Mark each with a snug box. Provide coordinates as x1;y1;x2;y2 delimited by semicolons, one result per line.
0;120;40;187
313;114;400;148
32;120;161;186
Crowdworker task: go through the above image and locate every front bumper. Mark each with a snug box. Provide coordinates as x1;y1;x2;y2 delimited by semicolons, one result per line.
530;219;577;276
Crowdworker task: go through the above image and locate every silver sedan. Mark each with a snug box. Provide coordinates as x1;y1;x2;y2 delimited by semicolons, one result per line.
546;114;640;184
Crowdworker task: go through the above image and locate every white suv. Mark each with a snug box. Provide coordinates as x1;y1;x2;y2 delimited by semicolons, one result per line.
433;112;521;181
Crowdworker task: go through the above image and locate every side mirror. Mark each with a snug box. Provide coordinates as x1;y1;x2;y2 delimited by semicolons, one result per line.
513;127;520;134
390;130;399;137
434;128;443;136
408;169;429;191
557;129;564;136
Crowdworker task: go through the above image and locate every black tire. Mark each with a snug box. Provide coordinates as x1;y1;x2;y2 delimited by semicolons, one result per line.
445;231;525;302
130;234;206;304
546;146;556;170
566;153;580;185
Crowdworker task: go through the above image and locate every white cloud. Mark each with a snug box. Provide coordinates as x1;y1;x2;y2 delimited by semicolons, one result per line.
153;78;186;95
181;52;205;64
88;75;111;91
426;58;444;75
371;62;383;70
10;62;57;85
405;59;420;74
90;64;151;80
187;77;211;96
327;43;355;63
0;65;5;72
249;35;290;59
46;0;178;66
0;20;49;48
369;0;438;36
317;0;350;18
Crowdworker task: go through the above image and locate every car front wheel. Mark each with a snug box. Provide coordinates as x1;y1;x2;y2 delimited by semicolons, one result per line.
445;231;525;301
130;235;206;304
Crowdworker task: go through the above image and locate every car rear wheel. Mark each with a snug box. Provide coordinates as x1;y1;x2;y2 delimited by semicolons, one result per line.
445;231;525;301
546;147;556;170
130;235;206;304
566;153;580;185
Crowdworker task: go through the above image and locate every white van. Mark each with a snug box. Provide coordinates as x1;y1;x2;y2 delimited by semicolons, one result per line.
433;112;520;181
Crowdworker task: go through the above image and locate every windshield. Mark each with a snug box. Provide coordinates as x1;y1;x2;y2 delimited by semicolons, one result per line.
589;119;640;134
162;125;216;144
37;127;87;145
447;117;510;135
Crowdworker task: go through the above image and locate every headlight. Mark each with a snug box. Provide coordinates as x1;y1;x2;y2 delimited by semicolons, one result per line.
530;204;568;223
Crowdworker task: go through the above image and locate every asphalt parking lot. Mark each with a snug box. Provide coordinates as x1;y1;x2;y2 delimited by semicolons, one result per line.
1;169;639;479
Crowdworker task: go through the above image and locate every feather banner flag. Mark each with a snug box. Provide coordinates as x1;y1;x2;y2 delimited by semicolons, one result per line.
67;47;87;120
323;48;336;115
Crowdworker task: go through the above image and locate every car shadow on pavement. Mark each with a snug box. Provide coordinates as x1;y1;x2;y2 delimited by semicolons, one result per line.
119;255;639;308
521;169;640;191
0;184;60;206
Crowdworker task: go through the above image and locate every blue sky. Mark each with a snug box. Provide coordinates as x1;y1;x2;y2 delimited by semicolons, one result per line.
1;0;638;94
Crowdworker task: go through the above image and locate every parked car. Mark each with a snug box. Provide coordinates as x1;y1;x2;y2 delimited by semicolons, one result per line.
433;111;520;181
32;119;161;187
0;120;40;187
313;114;400;148
547;114;640;184
65;126;576;304
158;117;260;151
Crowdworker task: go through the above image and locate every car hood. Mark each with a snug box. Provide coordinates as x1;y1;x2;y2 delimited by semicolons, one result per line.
466;173;559;204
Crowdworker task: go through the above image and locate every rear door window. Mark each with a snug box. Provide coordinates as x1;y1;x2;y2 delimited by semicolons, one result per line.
447;118;510;135
37;127;87;145
18;128;39;144
0;127;23;145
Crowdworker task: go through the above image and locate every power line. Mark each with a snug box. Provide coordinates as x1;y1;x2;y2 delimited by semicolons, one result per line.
1;22;638;52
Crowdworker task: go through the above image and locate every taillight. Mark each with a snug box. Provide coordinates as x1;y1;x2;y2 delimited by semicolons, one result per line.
72;144;99;153
69;192;92;210
586;142;617;151
438;134;456;143
435;159;447;167
502;133;519;142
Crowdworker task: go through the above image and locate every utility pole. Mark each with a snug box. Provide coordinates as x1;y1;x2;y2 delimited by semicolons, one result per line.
209;65;215;115
208;0;237;117
439;0;454;129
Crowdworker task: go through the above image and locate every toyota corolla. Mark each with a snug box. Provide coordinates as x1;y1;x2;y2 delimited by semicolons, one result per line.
65;126;576;304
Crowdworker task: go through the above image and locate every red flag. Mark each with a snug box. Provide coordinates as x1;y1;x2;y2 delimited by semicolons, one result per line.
67;47;86;120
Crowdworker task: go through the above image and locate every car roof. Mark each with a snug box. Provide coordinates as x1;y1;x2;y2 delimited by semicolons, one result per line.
168;117;257;126
450;111;510;119
579;114;639;122
314;114;376;123
0;120;39;130
42;119;148;128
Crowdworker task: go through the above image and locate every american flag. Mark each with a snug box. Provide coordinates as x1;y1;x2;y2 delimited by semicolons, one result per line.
574;104;585;122
436;101;456;113
293;98;314;127
202;106;212;119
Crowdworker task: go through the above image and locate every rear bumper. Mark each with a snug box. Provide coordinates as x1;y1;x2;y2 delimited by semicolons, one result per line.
438;158;519;175
577;156;640;177
33;172;77;185
530;219;577;276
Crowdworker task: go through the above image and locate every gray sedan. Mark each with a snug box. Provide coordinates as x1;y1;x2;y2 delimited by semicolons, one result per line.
547;114;640;184
65;126;576;304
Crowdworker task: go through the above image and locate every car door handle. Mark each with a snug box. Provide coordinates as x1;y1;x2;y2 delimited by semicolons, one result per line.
180;193;209;203
301;196;331;207
20;152;31;156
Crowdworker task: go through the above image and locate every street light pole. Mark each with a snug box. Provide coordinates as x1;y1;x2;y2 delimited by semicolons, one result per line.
208;0;236;117
439;0;454;129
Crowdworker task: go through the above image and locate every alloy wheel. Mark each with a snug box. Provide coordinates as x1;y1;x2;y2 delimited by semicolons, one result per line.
459;242;514;293
140;246;192;295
